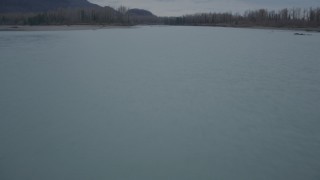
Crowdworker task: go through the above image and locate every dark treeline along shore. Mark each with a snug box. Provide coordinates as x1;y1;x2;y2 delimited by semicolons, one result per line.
0;0;319;29
164;8;320;29
0;6;159;25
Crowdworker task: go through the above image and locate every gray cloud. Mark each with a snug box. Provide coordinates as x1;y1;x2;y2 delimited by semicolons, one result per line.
88;0;319;16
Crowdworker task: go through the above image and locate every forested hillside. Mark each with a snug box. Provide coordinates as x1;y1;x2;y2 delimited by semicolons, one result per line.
0;0;98;13
0;0;319;28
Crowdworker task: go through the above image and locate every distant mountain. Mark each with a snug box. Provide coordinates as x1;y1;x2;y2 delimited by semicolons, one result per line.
0;0;99;13
126;9;156;17
126;8;158;24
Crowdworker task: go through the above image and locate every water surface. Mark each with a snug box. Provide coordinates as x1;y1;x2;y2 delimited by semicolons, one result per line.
1;26;320;180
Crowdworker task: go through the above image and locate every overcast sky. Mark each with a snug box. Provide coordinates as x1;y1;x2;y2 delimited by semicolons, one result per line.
88;0;320;16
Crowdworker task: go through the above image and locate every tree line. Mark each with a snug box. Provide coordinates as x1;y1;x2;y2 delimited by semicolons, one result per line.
0;6;161;26
163;7;320;28
0;6;130;25
1;7;320;28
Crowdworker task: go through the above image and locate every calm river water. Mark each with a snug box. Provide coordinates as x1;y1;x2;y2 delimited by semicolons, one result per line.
1;26;320;180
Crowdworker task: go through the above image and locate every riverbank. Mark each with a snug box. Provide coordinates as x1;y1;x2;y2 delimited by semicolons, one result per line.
179;24;320;33
0;25;131;31
0;24;319;33
242;26;320;33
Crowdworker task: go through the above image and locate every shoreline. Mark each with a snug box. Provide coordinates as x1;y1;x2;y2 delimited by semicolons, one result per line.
235;26;320;33
174;24;320;33
0;25;132;31
0;24;319;33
